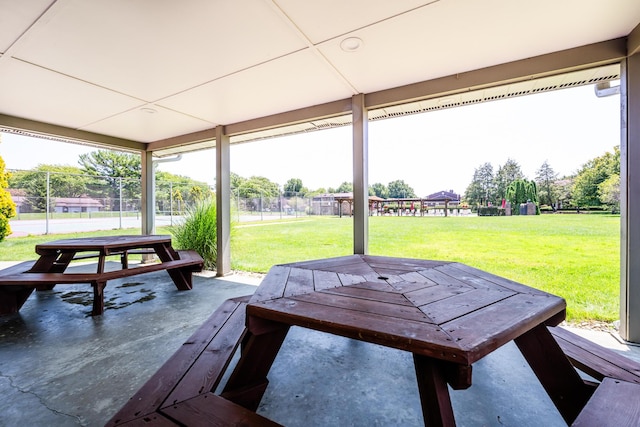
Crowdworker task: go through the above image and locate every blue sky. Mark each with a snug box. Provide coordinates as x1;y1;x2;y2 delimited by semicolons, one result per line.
1;84;620;197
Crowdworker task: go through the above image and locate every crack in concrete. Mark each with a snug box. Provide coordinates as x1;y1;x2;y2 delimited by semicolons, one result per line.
0;370;84;425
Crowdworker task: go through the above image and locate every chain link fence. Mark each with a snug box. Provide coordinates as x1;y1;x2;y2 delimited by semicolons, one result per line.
7;170;318;235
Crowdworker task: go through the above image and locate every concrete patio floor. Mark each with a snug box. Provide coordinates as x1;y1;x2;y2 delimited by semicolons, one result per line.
1;261;638;427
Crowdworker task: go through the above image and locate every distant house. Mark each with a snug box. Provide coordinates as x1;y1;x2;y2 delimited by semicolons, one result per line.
53;197;103;213
8;189;28;213
311;192;351;216
423;190;461;208
311;192;384;216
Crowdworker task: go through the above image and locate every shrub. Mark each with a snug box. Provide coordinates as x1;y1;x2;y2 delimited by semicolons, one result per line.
0;154;16;241
170;197;217;270
478;206;505;216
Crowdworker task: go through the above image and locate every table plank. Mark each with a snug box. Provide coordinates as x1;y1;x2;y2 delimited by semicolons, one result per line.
285;255;362;269
348;280;402;293
363;255;449;271
446;263;550;296
417;268;475;289
322;284;413;306
337;272;367;286
404;283;472;307
443;293;565;362
249;266;290;303
420;287;516;324
248;297;464;362
312;269;343;291
283;267;314;297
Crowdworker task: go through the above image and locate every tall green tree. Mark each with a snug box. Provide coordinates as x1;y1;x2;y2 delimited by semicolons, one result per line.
572;146;619;208
370;182;389;199
155;171;208;212
505;179;539;215
535;160;559;208
79;150;141;210
284;178;304;196
336;181;353;193
0;142;16;241
464;162;495;207
236;176;280;198
9;165;88;212
599;173;620;213
388;180;416;198
494;158;525;202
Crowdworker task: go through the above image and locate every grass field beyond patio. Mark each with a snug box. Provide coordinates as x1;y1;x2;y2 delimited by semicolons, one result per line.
0;214;620;323
231;215;620;323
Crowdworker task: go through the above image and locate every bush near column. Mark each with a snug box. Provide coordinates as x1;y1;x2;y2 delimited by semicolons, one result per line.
169;197;218;270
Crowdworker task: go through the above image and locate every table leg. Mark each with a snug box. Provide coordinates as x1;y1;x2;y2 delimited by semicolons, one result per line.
33;252;76;291
152;244;193;290
91;281;107;316
222;319;290;411
413;354;457;427
0;287;35;314
31;253;60;272
514;323;593;424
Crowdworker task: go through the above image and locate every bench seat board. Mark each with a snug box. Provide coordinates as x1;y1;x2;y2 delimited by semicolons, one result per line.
549;326;640;384
159;392;282;427
118;413;178;426
0;251;203;316
572;377;640;426
0;260;37;278
106;296;250;426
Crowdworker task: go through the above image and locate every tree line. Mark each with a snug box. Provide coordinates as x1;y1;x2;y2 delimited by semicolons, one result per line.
233;173;418;200
463;146;620;212
6;150;210;214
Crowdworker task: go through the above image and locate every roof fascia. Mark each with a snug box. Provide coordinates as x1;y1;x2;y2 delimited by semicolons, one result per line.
146;127;217;153
0;113;144;152
629;22;640;57
366;38;627;109
147;98;353;152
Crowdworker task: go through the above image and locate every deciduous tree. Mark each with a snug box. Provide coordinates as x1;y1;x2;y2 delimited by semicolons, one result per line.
0;144;16;241
387;180;416;198
572;146;619;208
370;182;389;199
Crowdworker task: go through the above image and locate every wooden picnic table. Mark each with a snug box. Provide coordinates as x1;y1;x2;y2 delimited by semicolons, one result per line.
0;235;203;316
221;255;594;426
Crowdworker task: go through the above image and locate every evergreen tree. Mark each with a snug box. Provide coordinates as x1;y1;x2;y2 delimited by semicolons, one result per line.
494;158;525;202
464;163;495;207
535;160;559;208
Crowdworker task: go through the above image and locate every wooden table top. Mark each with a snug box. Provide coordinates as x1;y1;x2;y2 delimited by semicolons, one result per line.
248;255;566;366
35;235;172;252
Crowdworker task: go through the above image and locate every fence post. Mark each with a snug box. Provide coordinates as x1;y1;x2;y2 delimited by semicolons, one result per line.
119;177;123;229
45;171;50;234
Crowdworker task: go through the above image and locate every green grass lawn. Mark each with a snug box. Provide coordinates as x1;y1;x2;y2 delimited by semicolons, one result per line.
230;215;620;323
1;214;620;323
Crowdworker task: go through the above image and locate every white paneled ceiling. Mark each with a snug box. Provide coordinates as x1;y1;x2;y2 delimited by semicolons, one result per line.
0;0;639;147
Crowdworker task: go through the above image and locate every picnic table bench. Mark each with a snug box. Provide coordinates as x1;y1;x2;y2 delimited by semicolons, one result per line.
106;295;282;426
0;235;204;316
549;326;640;426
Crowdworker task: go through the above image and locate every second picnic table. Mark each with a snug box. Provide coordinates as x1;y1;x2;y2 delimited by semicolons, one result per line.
0;235;203;316
221;255;594;426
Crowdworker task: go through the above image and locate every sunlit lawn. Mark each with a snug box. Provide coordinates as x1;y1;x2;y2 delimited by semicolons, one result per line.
1;214;620;323
231;215;620;323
